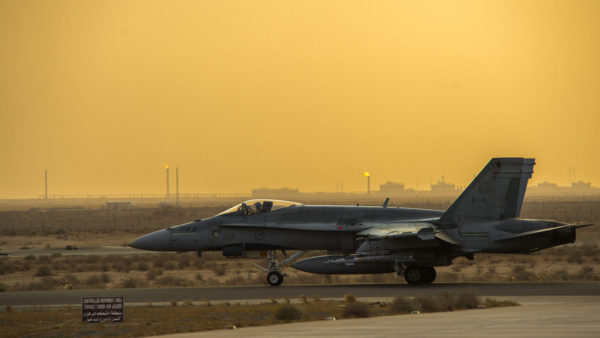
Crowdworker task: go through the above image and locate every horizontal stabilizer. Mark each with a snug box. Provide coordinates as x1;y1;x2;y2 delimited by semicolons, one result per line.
495;223;593;242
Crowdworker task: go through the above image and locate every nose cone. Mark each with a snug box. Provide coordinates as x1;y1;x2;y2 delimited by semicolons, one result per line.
128;229;171;251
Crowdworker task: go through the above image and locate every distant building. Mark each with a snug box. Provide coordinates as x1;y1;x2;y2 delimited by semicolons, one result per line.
529;180;599;195
536;181;558;190
430;176;456;193
571;181;592;191
105;201;134;210
251;187;300;199
379;181;405;194
532;182;560;194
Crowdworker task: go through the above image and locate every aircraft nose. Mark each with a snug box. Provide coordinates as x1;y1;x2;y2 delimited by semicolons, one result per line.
128;229;171;251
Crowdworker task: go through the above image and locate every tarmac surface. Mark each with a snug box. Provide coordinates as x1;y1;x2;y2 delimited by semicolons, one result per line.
164;296;600;338
1;282;599;307
0;246;150;257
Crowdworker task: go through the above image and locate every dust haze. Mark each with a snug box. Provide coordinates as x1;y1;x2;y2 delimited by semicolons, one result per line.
1;0;599;198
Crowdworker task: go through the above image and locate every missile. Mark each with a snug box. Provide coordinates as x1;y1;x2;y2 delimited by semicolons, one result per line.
291;255;398;274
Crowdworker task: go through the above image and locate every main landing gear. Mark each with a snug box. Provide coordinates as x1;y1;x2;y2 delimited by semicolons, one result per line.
403;265;437;285
254;249;306;286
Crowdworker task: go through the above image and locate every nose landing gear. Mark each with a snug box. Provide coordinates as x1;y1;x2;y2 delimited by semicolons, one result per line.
253;249;306;286
265;250;286;286
267;270;284;286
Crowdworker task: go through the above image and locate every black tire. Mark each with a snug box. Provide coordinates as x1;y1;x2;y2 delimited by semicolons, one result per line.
267;271;284;286
421;266;436;284
404;265;423;285
404;265;436;285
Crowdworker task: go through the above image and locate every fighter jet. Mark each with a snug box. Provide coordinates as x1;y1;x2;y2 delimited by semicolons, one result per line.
128;158;591;286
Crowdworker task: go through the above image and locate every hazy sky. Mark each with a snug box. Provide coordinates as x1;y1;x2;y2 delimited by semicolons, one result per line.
1;0;599;198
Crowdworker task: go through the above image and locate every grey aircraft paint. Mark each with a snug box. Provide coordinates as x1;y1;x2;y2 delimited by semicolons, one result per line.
129;158;592;286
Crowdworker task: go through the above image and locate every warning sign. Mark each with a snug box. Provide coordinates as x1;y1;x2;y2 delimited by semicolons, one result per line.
81;297;123;322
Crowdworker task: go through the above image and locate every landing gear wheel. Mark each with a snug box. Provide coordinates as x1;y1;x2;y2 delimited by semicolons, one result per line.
267;271;284;286
421;266;436;284
404;265;435;285
404;265;423;285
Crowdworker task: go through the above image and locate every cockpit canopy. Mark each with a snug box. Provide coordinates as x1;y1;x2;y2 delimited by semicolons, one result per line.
217;199;303;216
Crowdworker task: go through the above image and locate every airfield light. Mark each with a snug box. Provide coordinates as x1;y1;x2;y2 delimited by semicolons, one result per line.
363;171;370;194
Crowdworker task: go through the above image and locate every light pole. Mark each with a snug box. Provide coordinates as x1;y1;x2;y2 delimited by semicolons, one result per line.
363;171;370;194
175;166;179;207
165;164;170;198
44;169;48;199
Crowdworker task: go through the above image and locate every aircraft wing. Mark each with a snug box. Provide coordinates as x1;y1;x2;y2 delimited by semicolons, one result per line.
217;220;461;243
218;222;369;231
218;219;462;245
357;223;433;240
357;222;461;245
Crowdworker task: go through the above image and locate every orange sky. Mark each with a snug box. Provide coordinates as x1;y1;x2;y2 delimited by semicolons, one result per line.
1;0;599;198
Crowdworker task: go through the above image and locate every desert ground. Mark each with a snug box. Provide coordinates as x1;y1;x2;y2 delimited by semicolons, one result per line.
0;196;599;292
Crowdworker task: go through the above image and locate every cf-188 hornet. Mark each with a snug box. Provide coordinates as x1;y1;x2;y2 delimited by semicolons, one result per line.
129;158;592;286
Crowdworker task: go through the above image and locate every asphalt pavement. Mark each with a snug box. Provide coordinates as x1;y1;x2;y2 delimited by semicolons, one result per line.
166;296;600;338
0;246;152;257
1;282;599;306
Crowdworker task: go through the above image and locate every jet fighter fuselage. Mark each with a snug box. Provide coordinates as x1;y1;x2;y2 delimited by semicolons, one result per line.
129;158;591;286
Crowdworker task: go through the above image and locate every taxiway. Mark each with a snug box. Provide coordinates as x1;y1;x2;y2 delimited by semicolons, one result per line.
1;282;599;307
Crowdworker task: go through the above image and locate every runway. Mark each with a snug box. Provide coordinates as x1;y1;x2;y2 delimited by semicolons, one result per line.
2;282;599;306
0;246;151;257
